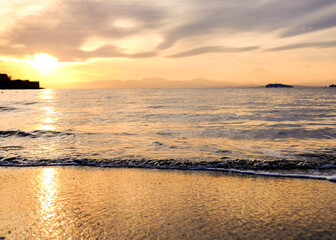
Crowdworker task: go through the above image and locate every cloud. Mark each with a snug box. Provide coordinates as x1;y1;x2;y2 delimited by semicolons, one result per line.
158;0;336;49
0;43;157;62
1;0;336;61
72;45;157;61
1;0;166;61
267;40;336;51
167;46;259;58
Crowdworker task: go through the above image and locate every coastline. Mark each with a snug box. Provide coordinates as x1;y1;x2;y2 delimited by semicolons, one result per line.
1;162;335;182
1;166;335;239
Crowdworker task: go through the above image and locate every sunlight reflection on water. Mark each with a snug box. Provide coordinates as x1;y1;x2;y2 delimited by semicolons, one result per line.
39;89;54;101
0;88;336;168
35;90;58;131
36;107;58;131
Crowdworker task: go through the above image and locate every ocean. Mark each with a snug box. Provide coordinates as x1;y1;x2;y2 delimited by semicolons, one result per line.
1;88;336;181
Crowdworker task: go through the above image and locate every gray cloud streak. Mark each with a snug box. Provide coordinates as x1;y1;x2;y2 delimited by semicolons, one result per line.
168;46;259;58
268;40;336;51
158;0;336;49
281;14;336;37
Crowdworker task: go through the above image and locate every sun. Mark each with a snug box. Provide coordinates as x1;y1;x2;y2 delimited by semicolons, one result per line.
32;53;59;73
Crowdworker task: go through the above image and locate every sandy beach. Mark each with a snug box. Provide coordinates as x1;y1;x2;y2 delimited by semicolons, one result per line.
0;167;335;239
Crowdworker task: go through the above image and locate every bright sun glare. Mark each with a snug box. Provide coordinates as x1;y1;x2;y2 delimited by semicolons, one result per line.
32;54;59;73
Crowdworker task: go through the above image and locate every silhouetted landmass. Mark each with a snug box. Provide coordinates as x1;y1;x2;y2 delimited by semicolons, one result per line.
265;83;294;88
0;73;42;89
329;84;336;88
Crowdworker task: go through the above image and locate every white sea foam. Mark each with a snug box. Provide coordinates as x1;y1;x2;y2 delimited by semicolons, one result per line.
0;159;335;182
205;168;336;182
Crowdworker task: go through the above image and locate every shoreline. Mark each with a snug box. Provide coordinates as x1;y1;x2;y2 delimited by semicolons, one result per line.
1;166;336;239
0;164;335;182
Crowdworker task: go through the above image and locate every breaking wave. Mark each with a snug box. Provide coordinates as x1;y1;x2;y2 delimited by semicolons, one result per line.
0;157;335;182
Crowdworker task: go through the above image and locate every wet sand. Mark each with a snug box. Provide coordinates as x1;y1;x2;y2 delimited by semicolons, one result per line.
0;167;335;239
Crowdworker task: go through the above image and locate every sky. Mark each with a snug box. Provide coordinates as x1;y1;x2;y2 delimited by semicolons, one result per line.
0;0;336;88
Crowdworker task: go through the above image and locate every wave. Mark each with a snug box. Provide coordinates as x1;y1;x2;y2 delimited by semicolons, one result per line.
0;157;335;182
199;127;336;139
0;106;16;111
147;105;164;109
21;102;38;105
0;130;74;138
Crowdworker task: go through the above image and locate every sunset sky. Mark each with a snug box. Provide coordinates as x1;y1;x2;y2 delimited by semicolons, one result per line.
0;0;336;88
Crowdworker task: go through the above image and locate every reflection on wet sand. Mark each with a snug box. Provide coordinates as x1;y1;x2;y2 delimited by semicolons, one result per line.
0;167;335;239
38;168;58;217
37;168;62;237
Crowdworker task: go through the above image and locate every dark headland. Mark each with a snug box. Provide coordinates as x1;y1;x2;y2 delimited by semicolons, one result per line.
0;73;42;89
329;84;336;88
265;83;294;88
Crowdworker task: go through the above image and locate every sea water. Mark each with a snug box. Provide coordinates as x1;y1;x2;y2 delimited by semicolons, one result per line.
0;88;335;180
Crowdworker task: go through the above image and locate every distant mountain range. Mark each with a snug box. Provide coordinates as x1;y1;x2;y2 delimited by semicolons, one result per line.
76;77;230;89
70;68;334;89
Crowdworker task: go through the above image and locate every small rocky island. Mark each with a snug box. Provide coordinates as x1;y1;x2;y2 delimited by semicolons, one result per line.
0;73;42;89
329;84;336;88
265;83;294;88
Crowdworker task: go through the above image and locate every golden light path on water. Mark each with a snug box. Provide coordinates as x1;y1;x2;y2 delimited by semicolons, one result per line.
40;89;54;101
36;89;57;131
